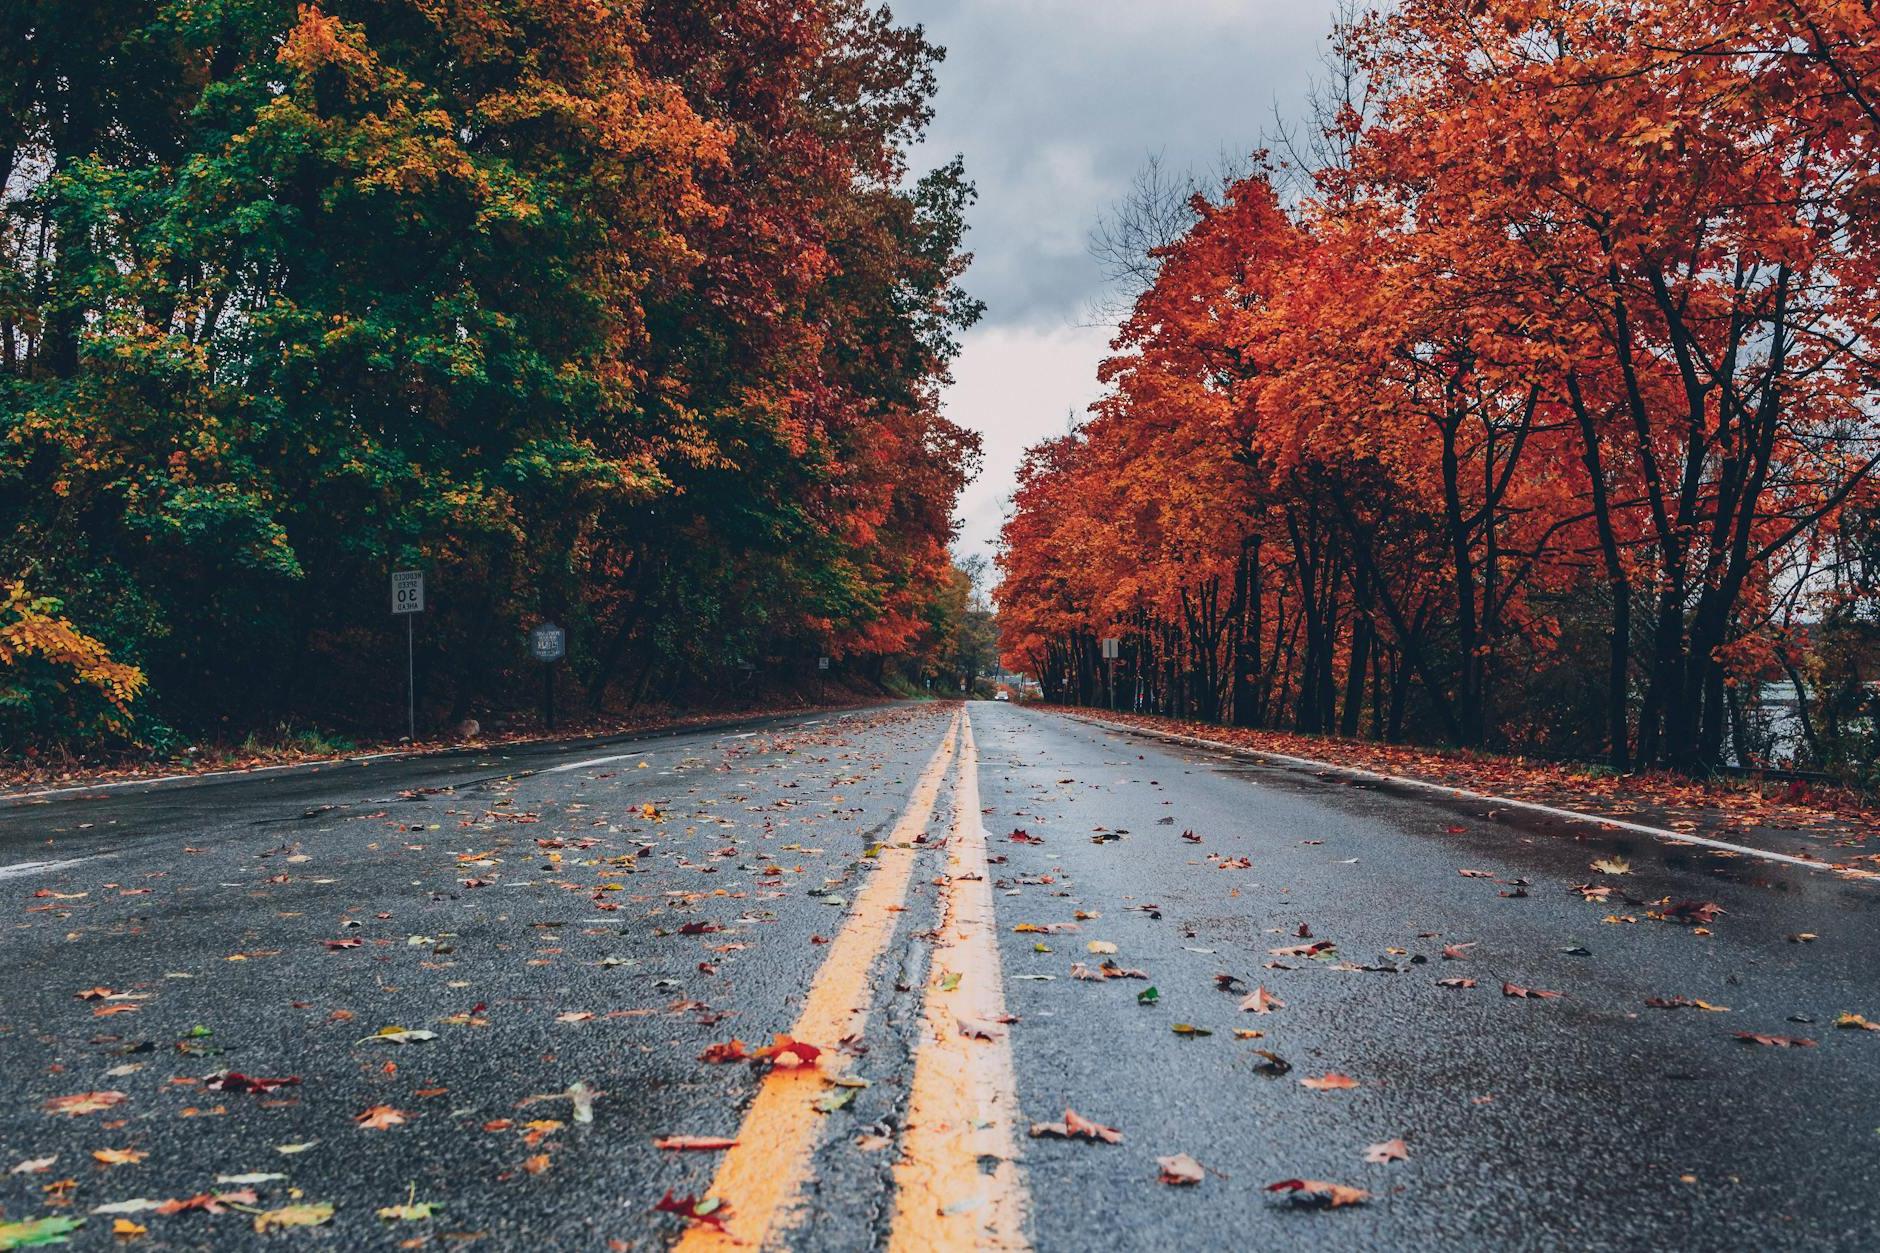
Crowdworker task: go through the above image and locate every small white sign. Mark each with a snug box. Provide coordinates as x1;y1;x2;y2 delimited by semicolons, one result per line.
1100;637;1120;659
392;571;425;615
529;622;566;662
818;656;830;671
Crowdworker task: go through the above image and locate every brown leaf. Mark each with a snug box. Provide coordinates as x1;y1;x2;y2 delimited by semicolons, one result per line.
355;1104;407;1129
1362;1139;1408;1164
1156;1153;1205;1185
1300;1073;1358;1091
43;1091;127;1117
1644;996;1728;1012
1436;977;1477;988
956;1016;1007;1041
1441;942;1475;960
1734;1031;1816;1048
1266;1178;1370;1207
1663;900;1723;925
1028;1108;1122;1144
1269;941;1334;959
1501;982;1561;1000
90;1147;147;1166
698;1038;749;1064
1239;986;1284;1014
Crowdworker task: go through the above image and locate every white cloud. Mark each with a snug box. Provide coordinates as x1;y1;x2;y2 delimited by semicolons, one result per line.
896;0;1343;571
945;320;1115;562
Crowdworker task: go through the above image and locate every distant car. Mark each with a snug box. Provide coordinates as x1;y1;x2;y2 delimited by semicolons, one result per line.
994;689;1010;701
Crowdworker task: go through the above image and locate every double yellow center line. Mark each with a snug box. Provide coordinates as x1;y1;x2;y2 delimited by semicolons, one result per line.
678;707;1030;1250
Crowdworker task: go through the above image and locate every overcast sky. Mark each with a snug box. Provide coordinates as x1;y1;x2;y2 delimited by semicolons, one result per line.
898;0;1341;575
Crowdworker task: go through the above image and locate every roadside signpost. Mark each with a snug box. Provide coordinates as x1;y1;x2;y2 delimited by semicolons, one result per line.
530;621;566;731
391;571;424;741
1100;636;1120;710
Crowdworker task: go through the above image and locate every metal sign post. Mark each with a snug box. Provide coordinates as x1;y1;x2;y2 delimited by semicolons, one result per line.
529;622;566;732
391;572;425;740
818;655;829;702
1101;636;1120;711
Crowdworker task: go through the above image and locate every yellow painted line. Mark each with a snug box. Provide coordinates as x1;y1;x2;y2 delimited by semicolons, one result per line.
676;707;962;1251
890;710;1031;1250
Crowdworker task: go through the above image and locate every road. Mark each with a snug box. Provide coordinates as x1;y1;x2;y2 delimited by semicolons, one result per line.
2;701;1876;1250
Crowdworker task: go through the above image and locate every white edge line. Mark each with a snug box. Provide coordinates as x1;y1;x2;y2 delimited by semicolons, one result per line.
0;852;117;881
536;752;648;775
1057;711;1852;875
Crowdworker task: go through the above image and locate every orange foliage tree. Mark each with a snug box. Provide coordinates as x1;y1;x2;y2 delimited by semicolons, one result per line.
999;0;1880;774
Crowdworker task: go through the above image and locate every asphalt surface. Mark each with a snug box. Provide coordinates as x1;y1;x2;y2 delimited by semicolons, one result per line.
2;701;1876;1250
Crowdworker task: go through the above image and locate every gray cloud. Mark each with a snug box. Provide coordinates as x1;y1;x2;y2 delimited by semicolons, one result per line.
905;0;1338;331
893;0;1342;563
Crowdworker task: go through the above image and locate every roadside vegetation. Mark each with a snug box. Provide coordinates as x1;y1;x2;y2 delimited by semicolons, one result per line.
1;1;982;755
998;1;1880;787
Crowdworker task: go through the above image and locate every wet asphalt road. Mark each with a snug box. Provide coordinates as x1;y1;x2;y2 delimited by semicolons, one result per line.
2;701;1877;1251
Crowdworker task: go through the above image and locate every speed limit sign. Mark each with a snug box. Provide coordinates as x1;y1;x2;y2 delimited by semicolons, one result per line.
392;571;425;615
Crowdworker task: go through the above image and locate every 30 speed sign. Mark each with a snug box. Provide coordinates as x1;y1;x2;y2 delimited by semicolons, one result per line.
392;571;425;615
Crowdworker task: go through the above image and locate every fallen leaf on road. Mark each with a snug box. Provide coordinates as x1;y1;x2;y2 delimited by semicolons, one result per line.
43;1092;126;1117
655;1136;739;1151
1436;977;1477;988
205;1072;300;1094
1028;1109;1122;1144
1251;1050;1292;1076
1268;941;1334;959
90;1149;145;1167
653;1190;730;1231
157;1189;258;1216
1663;900;1723;925
0;1216;86;1247
1232;1028;1264;1039
699;1038;749;1064
9;1158;56;1175
1734;1031;1815;1048
1788;932;1818;944
1086;940;1118;955
1156;1154;1205;1185
1836;1013;1880;1032
751;1035;820;1067
1645;997;1728;1012
252;1203;334;1234
321;939;362;950
111;1219;146;1238
1266;1178;1369;1207
1300;1073;1358;1091
957;1017;1007;1041
355;1105;407;1129
1170;1023;1211;1037
274;1142;317;1155
358;1027;437;1045
1590;857;1632;875
376;1200;441;1221
1240;987;1283;1014
1363;1139;1408;1164
1502;982;1561;1000
522;1153;551;1175
1458;869;1495;879
1441;943;1475;960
